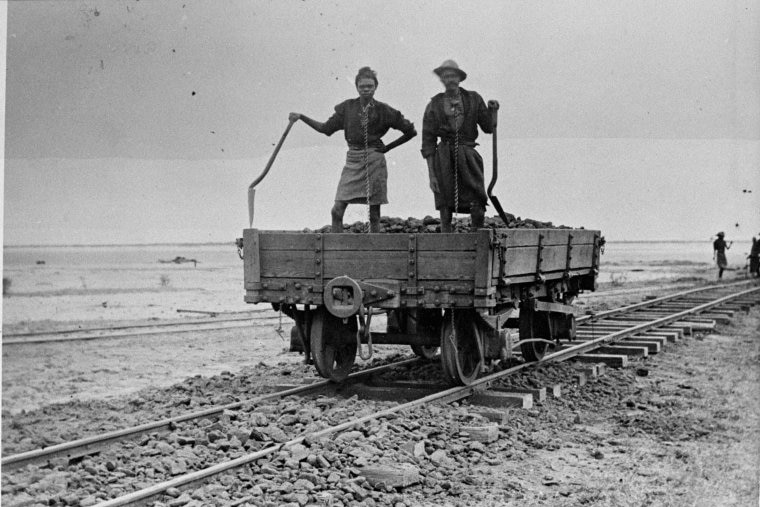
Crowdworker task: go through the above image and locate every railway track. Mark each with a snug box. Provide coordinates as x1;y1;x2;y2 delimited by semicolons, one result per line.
0;358;419;471
2;280;758;506
1;311;279;346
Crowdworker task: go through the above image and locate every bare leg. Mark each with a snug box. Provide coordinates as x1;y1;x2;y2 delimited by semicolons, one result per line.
470;202;485;231
718;268;724;279
331;202;348;233
440;207;453;233
369;205;381;233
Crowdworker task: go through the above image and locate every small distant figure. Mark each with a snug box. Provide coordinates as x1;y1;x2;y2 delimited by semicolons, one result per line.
35;260;45;265
748;235;759;277
713;232;733;279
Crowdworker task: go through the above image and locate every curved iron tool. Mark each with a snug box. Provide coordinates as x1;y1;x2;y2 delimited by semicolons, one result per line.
248;118;297;227
486;101;510;226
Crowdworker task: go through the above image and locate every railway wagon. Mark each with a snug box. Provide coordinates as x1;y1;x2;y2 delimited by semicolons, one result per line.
239;228;602;385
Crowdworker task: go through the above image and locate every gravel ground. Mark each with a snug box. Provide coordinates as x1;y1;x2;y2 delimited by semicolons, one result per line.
2;285;758;506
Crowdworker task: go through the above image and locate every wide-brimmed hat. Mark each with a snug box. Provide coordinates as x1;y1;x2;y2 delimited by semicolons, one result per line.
433;59;467;81
717;231;725;236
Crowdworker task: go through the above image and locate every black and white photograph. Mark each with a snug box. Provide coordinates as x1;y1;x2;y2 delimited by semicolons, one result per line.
2;1;759;506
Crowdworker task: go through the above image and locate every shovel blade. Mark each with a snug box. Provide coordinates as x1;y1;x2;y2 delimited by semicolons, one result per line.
248;187;256;228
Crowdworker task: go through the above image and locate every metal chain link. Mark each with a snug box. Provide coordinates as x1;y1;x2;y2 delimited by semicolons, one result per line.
453;100;460;226
275;306;285;341
449;97;462;348
361;102;372;233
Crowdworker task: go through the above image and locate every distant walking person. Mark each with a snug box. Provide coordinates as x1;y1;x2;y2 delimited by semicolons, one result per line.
289;67;417;233
713;231;733;279
421;60;498;232
749;236;760;277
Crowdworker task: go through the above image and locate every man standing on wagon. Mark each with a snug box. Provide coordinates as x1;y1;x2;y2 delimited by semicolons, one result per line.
421;60;499;232
289;67;417;233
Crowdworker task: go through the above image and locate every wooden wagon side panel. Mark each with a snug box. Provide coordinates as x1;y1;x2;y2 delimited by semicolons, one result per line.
489;229;600;284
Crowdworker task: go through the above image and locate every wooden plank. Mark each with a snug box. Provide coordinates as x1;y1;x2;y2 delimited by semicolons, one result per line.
324;234;408;251
491;386;546;402
499;229;599;247
493;269;594;287
474;229;493;291
260;232;481;252
497;244;596;277
417;251;476;280
574;338;661;354
261;250;478;281
620;339;661;354
575;354;629;368
259;232;316;251
259;250;411;279
596;345;648;357
576;330;680;343
577;324;685;337
468;391;533;409
260;232;411;252
244;229;260;289
417;233;478;251
603;316;716;329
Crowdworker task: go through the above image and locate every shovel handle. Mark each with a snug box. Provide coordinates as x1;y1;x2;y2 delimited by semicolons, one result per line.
486;101;510;226
248;118;297;227
249;118;297;192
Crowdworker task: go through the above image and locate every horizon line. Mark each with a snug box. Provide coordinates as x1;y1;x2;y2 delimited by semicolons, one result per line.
3;238;747;248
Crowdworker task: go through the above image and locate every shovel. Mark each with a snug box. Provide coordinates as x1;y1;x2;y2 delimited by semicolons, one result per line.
486;101;510;226
248;118;297;227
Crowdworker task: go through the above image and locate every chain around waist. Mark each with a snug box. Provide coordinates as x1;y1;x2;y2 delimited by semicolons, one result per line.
439;138;477;147
347;142;383;151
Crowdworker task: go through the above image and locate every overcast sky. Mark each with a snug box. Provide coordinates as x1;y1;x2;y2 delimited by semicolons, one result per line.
3;0;759;244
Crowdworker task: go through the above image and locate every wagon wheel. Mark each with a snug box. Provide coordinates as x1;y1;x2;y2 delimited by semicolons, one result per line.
519;307;551;362
441;310;483;385
310;309;357;382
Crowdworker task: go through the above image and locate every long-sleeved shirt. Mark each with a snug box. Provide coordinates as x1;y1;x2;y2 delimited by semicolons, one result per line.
420;88;493;158
319;98;415;149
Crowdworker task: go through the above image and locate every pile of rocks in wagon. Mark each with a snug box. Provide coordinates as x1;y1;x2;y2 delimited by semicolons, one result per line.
310;214;574;234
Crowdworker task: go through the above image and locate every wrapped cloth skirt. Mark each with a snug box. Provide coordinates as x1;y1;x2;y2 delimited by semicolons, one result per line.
335;148;388;205
716;251;727;269
431;141;488;213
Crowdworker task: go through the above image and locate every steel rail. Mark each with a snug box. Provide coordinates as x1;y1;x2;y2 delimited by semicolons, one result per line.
1;358;419;471
550;285;759;362
2;318;280;346
576;279;755;324
2;312;272;339
92;284;759;507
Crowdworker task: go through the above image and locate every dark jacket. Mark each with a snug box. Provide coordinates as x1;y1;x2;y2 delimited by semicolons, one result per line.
420;88;493;158
320;98;414;149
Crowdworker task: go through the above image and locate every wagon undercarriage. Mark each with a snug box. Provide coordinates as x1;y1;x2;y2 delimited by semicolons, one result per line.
241;228;602;385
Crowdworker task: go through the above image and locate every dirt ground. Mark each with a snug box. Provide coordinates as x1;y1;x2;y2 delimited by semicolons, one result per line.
2;280;759;506
0;279;702;415
498;307;760;506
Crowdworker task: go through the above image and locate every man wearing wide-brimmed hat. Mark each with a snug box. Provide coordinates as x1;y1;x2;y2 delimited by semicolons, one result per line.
713;231;733;279
421;59;498;232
